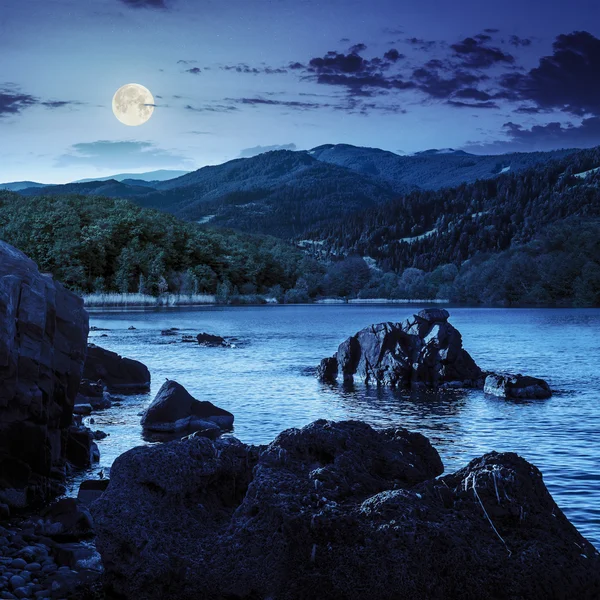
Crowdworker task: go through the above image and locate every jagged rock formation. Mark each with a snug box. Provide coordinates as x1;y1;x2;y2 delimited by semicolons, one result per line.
92;420;599;600
318;308;484;389
0;241;88;507
140;380;234;434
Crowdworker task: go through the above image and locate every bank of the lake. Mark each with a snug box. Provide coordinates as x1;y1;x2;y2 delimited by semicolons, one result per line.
74;305;600;548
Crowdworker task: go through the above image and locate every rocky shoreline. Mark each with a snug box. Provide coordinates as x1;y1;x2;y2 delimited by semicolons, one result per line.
1;240;599;599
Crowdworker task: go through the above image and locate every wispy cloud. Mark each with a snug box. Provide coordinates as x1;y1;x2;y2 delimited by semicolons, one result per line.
56;140;192;169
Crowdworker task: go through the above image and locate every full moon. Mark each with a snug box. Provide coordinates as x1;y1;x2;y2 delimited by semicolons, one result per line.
112;83;154;126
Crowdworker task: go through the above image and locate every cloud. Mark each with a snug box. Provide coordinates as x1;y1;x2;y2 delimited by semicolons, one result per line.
228;97;327;110
185;103;238;113
56;140;192;169
500;31;600;116
464;117;600;153
404;38;438;51
0;86;83;117
220;63;288;75
0;89;37;116
411;68;484;99
450;36;515;68
118;0;167;8
186;67;202;75
508;35;532;47
239;144;297;158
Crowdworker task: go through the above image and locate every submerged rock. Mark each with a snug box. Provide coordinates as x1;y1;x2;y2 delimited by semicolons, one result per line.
140;380;234;434
82;344;150;393
484;373;552;399
92;419;599;600
0;241;88;508
318;308;484;389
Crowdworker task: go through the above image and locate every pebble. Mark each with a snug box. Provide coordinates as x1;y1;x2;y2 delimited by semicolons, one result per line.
24;563;41;572
9;575;26;590
9;559;26;570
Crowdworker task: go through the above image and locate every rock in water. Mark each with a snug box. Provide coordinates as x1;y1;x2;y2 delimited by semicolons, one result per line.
91;419;600;600
0;241;88;507
82;343;150;393
318;308;484;389
196;332;230;347
484;373;552;399
140;380;234;433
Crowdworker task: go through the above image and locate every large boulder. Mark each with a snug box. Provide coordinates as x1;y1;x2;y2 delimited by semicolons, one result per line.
0;241;88;507
82;344;150;393
92;420;600;600
140;380;234;434
484;373;552;399
318;308;484;389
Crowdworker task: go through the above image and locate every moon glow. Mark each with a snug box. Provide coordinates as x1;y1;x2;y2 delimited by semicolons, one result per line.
112;83;154;126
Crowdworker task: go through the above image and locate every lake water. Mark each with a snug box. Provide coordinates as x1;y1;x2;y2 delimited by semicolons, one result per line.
73;305;600;548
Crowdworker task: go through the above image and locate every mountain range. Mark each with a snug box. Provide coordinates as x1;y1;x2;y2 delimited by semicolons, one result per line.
8;144;575;238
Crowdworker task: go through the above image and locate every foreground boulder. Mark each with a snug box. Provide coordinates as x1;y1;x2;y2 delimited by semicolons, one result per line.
484;373;552;399
140;380;234;434
82;344;150;393
92;420;599;600
318;308;484;389
0;241;88;507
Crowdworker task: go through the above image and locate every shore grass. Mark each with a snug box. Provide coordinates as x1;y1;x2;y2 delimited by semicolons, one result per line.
83;293;217;307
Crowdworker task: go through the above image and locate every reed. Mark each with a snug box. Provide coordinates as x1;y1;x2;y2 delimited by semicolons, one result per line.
82;293;217;307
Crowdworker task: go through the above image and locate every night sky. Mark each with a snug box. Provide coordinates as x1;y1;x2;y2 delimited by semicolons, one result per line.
2;0;600;183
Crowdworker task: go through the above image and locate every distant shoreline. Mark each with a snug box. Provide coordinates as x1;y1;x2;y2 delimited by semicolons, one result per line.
82;292;448;308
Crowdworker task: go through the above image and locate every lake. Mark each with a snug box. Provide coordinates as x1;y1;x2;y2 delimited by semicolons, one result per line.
73;305;600;548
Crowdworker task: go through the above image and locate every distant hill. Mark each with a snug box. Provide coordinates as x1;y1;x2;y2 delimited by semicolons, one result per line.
0;181;47;192
308;143;574;190
18;179;152;199
74;169;190;183
11;143;578;239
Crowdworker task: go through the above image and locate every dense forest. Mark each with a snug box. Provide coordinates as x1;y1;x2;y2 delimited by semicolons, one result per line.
298;147;600;306
1;145;599;306
0;191;302;297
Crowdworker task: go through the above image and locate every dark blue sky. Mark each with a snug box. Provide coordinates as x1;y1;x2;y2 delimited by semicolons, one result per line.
2;0;600;182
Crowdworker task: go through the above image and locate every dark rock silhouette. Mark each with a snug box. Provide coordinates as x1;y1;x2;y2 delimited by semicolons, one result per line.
484;373;552;399
140;380;234;434
66;426;99;468
92;419;599;600
318;308;484;389
0;241;88;508
196;332;231;347
82;344;150;393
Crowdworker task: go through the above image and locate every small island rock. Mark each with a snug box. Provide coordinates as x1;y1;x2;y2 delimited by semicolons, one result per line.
318;308;483;389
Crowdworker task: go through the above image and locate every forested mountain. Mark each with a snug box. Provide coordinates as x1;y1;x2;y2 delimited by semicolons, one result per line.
0;191;302;296
308;144;573;190
298;146;600;305
12;144;575;239
5;145;599;305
